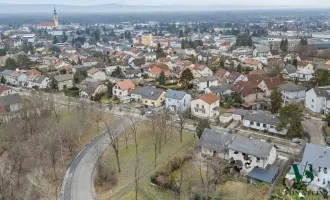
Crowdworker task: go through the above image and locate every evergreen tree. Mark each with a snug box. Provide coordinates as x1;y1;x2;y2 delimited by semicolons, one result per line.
247;36;253;47
220;60;225;67
196;119;210;138
53;36;59;44
158;70;167;85
62;31;68;43
277;104;304;138
0;75;6;84
111;66;125;78
236;63;242;72
270;87;282;114
180;68;194;89
292;58;298;67
156;43;165;59
0;49;6;56
77;56;82;65
5;57;17;70
179;30;184;38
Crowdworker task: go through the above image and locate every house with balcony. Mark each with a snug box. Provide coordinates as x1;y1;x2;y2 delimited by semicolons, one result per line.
305;86;330;114
242;112;288;135
191;93;220;119
195;75;219;91
279;82;305;106
165;90;191;112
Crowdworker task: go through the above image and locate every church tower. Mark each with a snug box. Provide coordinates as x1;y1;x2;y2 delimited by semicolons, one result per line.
54;5;59;28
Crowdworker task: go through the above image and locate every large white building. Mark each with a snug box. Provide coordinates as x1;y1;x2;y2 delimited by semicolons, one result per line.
305;87;330;114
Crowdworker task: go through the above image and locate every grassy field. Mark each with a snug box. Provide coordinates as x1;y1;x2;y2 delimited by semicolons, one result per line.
98;122;198;200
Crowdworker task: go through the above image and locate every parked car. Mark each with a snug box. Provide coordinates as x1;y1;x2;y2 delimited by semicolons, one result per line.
304;114;311;119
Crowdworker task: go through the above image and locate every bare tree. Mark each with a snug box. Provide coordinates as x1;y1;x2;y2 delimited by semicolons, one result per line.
123;130;130;149
75;99;89;142
177;107;186;142
92;103;104;132
104;120;121;173
148;114;160;168
47;130;59;181
126;112;139;200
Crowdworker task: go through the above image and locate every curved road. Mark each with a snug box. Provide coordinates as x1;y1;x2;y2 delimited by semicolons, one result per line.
61;130;109;200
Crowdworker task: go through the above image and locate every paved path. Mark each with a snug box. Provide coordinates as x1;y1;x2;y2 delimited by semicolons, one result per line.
302;118;326;146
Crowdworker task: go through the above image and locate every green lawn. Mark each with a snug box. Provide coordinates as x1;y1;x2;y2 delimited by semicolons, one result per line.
99;123;198;200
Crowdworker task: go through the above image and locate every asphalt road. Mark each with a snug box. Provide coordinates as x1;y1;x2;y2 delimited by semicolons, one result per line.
302;118;326;146
61;131;109;200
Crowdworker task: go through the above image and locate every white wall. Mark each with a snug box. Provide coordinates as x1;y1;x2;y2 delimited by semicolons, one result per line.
305;89;323;113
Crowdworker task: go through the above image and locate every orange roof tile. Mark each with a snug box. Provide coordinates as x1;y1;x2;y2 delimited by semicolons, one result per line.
116;79;135;91
194;93;220;105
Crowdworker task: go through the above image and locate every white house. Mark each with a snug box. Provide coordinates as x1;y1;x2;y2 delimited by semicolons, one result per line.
253;46;270;57
87;68;106;81
22;34;36;43
296;69;314;82
192;64;213;77
26;76;50;89
0;69;16;85
281;64;297;80
191;93;220;119
242;112;288;135
228;136;277;173
145;53;157;61
112;79;135;98
305;87;330;114
279;82;306;106
165;90;192;112
297;61;314;71
195;75;219;91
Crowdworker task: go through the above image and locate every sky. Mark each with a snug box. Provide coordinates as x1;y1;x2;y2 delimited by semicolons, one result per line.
1;0;330;6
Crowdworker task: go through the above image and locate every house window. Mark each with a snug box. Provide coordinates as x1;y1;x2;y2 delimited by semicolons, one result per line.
256;158;260;163
168;99;171;102
202;105;205;109
119;92;122;95
312;99;314;102
145;100;148;103
263;124;266;128
250;121;254;125
257;123;260;127
196;104;199;108
234;151;238;154
270;126;274;129
195;108;198;112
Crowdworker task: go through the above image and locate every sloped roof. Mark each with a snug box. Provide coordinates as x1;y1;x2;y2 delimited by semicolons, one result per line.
313;87;330;100
193;93;220;105
301;143;330;168
297;61;311;67
87;67;101;75
199;128;235;152
150;63;169;71
194;64;208;71
227;72;242;81
243;112;279;126
262;77;282;90
243;59;261;66
116;79;135;91
284;64;297;74
54;74;72;82
208;84;233;94
132;86;164;100
232;80;259;96
165;89;188;100
247;74;263;85
196;75;219;82
0;93;22;107
229;135;274;159
255;45;270;53
0;69;14;76
216;69;229;78
279;82;304;92
248;165;279;183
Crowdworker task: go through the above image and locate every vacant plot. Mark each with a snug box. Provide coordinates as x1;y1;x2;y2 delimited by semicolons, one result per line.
220;181;270;200
98;122;198;200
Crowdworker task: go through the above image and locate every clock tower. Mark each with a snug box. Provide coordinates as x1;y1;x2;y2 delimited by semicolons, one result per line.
54;5;59;28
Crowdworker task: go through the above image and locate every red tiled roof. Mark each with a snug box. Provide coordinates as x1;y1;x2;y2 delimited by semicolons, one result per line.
262;77;283;90
249;69;265;76
39;22;55;26
194;64;207;71
243;59;261;66
158;57;171;63
116;79;135;91
216;69;229;78
150;63;169;71
247;74;263;85
150;67;172;77
27;69;41;77
193;93;220;105
297;61;310;67
232;80;259;96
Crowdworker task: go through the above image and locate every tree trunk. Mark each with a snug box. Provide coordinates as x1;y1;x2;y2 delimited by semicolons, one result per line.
114;148;121;173
154;144;157;168
125;138;128;149
180;128;183;142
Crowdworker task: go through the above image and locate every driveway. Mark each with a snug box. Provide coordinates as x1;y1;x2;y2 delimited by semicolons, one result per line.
302;118;326;146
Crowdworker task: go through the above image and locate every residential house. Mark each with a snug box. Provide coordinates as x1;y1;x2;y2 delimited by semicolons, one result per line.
0;94;22;120
191;93;220;119
296;69;314;82
199;128;235;159
242;112;288;135
192;64;213;77
232;80;264;109
11;70;28;86
242;59;263;70
78;78;107;98
281;64;297;80
87;68;106;81
0;85;18;96
195;75;219;91
26;76;50;89
257;77;283;97
232;108;251;121
125;68;142;79
197;52;212;62
82;58;98;67
297;61;314;71
145;53;157;61
0;70;15;85
113;79;135;99
131;86;165;108
285;143;330;194
305;86;330;114
253;46;270;57
279;82;306;106
165;90;192;112
54;74;73;91
216;68;230;80
204;84;233;96
267;50;281;59
228;135;277;173
226;72;246;84
219;41;232;52
149;63;171;78
247;74;263;86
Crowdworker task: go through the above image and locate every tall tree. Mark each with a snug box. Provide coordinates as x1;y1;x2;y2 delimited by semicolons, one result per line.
0;75;6;84
277;104;304;138
310;69;330;87
180;68;194;89
292;58;298;67
111;66;125;78
270;87;282;114
5;57;17;70
156;43;165;59
158;70;166;85
62;31;68;43
53;36;59;44
196;119;210;138
104;120;121;173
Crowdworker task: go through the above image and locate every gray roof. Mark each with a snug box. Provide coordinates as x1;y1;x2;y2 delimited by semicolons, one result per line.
248;165;279;183
229;136;274;159
284;64;297;74
0;69;14;76
208;84;233;94
54;74;72;82
255;45;270;53
301;143;330;168
196;75;219;82
199;128;235;152
131;86;164;100
279;82;305;92
233;109;251;117
31;76;47;84
313;87;330;100
0;94;22;107
165;89;188;100
244;112;279;126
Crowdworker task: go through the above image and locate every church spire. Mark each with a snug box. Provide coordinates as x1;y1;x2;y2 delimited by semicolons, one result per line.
54;5;57;15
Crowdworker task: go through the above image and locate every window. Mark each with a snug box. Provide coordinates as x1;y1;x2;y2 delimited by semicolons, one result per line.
234;151;238;154
312;99;314;102
195;108;198;112
196;104;199;108
250;121;254;125
202;105;205;109
119;92;122;95
114;91;117;94
263;124;266;128
257;123;260;127
256;158;260;163
168;99;171;102
145;100;147;103
270;126;274;129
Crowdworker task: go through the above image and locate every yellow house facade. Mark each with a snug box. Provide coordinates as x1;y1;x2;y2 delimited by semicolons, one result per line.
142;91;166;107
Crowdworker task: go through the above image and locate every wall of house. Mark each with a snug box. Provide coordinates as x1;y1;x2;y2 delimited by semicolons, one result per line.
297;72;313;82
243;119;286;135
165;94;192;112
142;92;165;107
131;93;142;102
197;80;219;91
113;85;129;97
282;90;306;105
232;114;242;121
201;147;228;159
199;68;213;77
264;146;277;166
58;80;73;91
305;89;323;113
90;71;106;81
220;115;233;123
191;99;219;119
242;92;263;104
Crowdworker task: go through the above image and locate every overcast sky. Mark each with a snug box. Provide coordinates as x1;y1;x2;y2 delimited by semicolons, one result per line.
1;0;330;6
